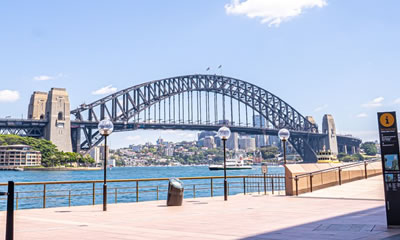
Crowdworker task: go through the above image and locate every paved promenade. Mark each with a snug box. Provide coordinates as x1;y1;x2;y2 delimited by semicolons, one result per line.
1;175;400;239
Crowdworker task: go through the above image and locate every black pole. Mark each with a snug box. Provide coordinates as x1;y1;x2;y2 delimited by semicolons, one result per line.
223;139;227;201
103;135;108;211
283;140;287;165
6;181;14;240
263;173;266;195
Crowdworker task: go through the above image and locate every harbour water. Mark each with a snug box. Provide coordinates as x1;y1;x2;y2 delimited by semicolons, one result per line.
0;166;284;210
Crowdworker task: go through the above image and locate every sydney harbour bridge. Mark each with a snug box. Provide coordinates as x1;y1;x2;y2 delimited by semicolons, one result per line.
0;74;361;162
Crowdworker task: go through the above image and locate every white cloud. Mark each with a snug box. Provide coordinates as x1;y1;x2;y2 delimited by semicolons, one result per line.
0;90;20;103
394;98;400;104
362;97;384;108
225;0;327;26
356;113;368;118
33;73;64;81
92;85;117;95
314;104;328;112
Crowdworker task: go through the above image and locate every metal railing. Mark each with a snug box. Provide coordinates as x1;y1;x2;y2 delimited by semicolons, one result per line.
293;158;381;196
0;175;285;210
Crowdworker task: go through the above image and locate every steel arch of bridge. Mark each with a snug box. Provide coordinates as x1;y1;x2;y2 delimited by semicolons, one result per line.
71;74;321;161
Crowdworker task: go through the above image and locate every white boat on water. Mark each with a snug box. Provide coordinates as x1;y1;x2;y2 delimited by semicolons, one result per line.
209;157;252;171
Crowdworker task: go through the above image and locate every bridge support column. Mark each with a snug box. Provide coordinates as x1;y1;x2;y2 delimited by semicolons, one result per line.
44;88;73;152
322;114;338;155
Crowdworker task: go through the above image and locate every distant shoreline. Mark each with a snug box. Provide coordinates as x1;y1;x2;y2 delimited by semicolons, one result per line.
24;167;102;171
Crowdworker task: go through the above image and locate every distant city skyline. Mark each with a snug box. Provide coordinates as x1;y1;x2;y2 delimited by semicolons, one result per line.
1;0;400;148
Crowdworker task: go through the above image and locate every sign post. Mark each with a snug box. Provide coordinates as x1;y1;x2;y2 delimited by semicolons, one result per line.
261;165;268;195
377;112;400;227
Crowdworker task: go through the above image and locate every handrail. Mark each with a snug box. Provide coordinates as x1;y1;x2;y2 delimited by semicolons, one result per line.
0;175;284;186
292;158;381;196
0;175;286;210
293;158;380;179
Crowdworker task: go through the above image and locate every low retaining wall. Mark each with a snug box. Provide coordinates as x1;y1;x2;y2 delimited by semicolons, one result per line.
285;161;382;196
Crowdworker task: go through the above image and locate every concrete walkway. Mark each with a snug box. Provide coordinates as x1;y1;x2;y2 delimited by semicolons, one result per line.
1;175;400;240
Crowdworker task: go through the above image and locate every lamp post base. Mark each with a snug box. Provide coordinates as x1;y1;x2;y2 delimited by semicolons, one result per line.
103;184;107;211
224;180;228;201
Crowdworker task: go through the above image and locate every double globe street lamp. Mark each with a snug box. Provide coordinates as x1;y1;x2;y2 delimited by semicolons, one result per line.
218;126;231;201
98;118;114;211
278;128;290;165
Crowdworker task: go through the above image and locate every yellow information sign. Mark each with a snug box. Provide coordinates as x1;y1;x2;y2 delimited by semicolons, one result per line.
380;113;395;128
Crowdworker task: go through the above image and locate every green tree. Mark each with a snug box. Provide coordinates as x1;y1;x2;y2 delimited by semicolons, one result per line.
260;146;279;159
361;142;377;156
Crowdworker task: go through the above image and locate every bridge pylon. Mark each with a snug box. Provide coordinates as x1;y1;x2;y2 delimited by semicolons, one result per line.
28;88;73;152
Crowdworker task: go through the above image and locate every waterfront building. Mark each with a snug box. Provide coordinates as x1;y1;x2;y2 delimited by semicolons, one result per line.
0;145;41;167
239;137;256;152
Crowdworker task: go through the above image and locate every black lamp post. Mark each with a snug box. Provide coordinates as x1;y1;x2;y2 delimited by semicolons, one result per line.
218;126;231;201
98;118;114;211
278;128;290;165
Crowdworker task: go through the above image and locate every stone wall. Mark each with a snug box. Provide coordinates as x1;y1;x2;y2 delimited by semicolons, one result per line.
285;161;382;196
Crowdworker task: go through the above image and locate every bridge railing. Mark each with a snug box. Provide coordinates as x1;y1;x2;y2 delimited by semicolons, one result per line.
292;158;381;196
0;175;285;210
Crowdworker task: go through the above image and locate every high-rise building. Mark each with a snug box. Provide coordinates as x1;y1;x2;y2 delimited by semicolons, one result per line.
198;131;216;141
253;115;267;147
204;136;216;149
99;144;109;166
238;137;256;152
156;137;164;146
226;132;239;151
89;146;101;165
268;135;280;147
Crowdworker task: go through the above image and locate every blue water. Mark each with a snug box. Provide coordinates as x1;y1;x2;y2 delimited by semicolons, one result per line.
0;166;284;210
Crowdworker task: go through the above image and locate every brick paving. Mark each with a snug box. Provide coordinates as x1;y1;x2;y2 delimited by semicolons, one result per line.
1;175;399;240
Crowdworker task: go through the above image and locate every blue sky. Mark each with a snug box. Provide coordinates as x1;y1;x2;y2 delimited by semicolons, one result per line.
1;0;400;149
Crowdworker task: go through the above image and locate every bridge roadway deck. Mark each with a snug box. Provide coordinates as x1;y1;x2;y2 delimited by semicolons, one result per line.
1;175;399;240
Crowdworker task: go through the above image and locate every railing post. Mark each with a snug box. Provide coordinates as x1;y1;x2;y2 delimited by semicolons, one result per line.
43;184;46;208
310;174;313;193
257;182;260;194
295;176;298;196
243;177;246;195
338;167;342;185
364;161;368;179
136;181;139;202
263;173;267;195
6;181;14;240
115;188;117;203
271;177;274;195
92;182;95;205
15;193;18;210
156;186;159;200
193;185;196;198
210;178;213;197
68;190;71;207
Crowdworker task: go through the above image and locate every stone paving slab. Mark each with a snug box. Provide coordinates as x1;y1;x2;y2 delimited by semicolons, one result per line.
0;175;400;239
